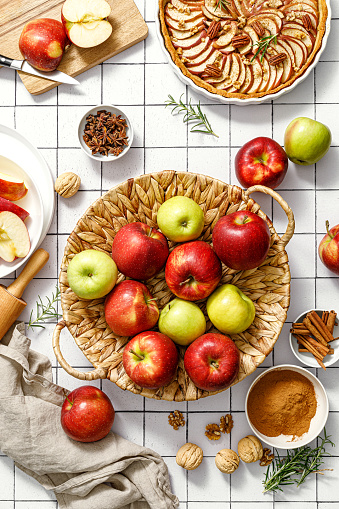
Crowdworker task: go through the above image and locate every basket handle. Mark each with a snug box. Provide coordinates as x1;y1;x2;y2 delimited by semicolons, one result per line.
53;321;108;381
244;185;295;248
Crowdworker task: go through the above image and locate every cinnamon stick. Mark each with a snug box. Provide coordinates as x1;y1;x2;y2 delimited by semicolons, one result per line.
296;335;325;361
315;357;326;371
302;335;329;356
299;347;334;354
303;316;330;346
290;328;312;335
308;310;335;343
322;311;329;325
327;310;337;334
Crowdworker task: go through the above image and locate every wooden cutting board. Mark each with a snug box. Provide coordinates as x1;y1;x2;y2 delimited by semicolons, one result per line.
0;0;148;95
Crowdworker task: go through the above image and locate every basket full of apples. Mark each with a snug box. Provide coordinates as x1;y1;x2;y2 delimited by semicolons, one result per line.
54;171;295;401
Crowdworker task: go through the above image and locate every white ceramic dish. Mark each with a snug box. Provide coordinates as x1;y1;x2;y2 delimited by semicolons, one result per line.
245;364;329;449
78;104;134;161
155;1;332;105
289;309;339;368
0;125;55;264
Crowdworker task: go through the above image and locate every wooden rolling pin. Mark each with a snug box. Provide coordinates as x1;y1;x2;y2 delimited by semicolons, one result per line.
0;248;49;340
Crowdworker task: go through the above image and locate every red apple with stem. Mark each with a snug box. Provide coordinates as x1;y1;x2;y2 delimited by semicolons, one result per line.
235;137;288;189
318;220;339;275
184;333;240;392
105;280;159;337
212;210;271;271
123;331;179;389
19;18;70;72
61;386;115;442
112;222;169;281
165;241;222;301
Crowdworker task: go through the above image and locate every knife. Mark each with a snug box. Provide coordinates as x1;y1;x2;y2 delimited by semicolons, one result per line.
0;54;80;85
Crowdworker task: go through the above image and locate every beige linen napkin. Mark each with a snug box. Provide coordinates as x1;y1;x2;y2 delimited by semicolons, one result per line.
0;323;179;509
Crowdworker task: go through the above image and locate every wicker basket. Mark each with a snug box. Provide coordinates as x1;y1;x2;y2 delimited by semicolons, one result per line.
53;171;295;401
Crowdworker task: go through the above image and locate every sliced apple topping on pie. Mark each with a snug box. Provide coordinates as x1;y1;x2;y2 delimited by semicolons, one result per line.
160;0;327;98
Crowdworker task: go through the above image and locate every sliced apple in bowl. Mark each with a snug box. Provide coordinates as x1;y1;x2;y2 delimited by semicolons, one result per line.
61;0;112;48
0;172;28;201
0;211;30;263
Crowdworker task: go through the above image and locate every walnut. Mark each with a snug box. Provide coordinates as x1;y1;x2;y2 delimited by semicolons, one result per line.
219;414;233;434
238;435;263;463
260;448;274;467
176;443;203;470
55;172;81;198
168;410;185;430
215;449;239;473
205;423;221;440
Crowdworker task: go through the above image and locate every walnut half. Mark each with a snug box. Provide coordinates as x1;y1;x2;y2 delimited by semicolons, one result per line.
55;172;81;198
176;443;203;471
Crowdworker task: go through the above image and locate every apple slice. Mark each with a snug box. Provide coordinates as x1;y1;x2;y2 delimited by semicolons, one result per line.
213;21;238;48
0;172;28;202
165;6;204;23
281;23;314;55
172;0;203;11
187;49;219;74
185;44;216;67
166;15;204;32
61;0;112;48
238;62;254;94
0;211;30;262
257;56;271;92
182;38;212;59
205;54;231;84
204;0;230;18
172;30;206;49
245;57;263;94
0;196;29;222
169;23;204;40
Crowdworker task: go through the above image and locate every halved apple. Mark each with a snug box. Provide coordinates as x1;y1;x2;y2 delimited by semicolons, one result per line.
0;172;28;202
0;197;29;222
61;0;112;48
0;211;30;262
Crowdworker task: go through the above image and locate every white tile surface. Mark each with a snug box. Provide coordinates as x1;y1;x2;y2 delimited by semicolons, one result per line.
0;6;338;509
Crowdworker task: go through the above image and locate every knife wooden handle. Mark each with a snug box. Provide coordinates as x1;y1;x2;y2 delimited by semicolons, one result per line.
7;249;50;299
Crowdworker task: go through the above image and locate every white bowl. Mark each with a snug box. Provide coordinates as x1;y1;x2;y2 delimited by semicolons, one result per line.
78;105;134;161
289;309;339;368
155;1;332;105
245;364;329;449
0;155;44;278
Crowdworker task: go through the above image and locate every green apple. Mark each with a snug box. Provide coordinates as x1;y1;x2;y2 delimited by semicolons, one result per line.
158;298;206;346
284;117;331;165
157;196;204;242
67;249;118;300
206;284;255;334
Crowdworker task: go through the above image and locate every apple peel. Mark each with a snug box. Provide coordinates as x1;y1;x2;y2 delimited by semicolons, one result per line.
0;211;30;262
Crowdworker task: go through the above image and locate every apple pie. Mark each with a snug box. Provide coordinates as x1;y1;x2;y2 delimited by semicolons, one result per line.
159;0;328;99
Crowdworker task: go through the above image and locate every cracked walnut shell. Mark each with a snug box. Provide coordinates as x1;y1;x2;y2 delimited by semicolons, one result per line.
176;443;203;471
55;172;81;198
215;449;239;474
238;435;263;463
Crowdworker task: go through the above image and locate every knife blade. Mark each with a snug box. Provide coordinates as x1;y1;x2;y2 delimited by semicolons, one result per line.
0;54;80;85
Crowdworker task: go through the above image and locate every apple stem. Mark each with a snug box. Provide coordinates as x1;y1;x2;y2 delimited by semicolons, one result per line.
210;360;219;369
179;277;193;286
63;389;73;407
130;349;144;361
148;227;153;238
325;220;333;239
242;215;249;225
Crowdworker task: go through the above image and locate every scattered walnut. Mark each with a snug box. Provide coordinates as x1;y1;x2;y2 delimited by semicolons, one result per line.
55;172;81;198
260;448;274;467
219;414;233;434
176;443;203;470
215;449;239;474
205;423;221;440
168;410;185;430
238;435;263;463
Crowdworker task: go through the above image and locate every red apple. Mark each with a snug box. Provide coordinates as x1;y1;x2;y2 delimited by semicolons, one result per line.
0;196;29;221
112;222;169;281
122;331;179;389
235;137;288;189
184;333;240;392
61;386;115;443
165;241;222;301
212;210;271;271
19;18;70;72
105;280;159;337
318;220;339;275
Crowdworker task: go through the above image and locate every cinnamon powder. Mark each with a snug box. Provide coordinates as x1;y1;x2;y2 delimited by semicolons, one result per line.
247;369;317;439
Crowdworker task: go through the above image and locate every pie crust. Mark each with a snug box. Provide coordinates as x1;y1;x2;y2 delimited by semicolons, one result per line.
159;0;328;99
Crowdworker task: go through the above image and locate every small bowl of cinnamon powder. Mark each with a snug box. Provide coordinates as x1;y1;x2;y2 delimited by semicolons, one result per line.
245;365;329;449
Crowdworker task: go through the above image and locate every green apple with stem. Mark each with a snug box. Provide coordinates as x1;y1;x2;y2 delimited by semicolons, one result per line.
284;117;331;165
159;298;206;346
157;196;204;242
67;249;118;300
206;284;255;334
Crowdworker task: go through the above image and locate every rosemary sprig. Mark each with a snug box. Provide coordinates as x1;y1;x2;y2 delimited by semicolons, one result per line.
165;94;219;138
263;430;334;493
214;0;231;11
28;285;61;330
251;33;277;62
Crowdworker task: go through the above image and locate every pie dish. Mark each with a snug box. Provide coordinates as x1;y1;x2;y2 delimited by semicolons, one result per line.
158;0;329;102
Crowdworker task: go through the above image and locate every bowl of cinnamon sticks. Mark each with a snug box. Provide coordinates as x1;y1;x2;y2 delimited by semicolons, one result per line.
289;309;339;370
